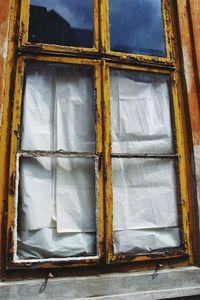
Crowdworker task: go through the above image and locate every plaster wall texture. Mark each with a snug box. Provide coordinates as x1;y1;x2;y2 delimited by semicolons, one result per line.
177;1;200;146
189;1;200;208
190;0;200;82
177;1;200;232
0;1;200;299
194;145;200;225
0;0;10;126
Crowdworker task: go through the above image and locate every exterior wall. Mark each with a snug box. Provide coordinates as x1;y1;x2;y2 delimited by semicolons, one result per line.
189;0;200;222
0;1;200;299
177;1;200;230
190;1;200;84
0;0;12;273
0;0;11;125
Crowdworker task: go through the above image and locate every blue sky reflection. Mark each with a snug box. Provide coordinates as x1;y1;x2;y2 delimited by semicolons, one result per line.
30;0;93;30
109;0;166;56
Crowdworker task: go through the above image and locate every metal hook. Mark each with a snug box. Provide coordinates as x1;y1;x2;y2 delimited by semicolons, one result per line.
152;263;163;280
39;272;54;294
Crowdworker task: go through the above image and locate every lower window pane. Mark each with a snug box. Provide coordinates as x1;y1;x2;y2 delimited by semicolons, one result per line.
112;158;181;254
17;157;97;260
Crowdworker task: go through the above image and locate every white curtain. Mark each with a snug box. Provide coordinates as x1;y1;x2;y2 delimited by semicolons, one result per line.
110;70;174;154
17;64;180;259
110;70;180;254
17;62;96;259
21;62;95;152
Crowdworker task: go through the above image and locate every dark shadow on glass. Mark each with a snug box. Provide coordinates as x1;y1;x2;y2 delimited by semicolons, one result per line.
109;0;166;57
29;0;93;48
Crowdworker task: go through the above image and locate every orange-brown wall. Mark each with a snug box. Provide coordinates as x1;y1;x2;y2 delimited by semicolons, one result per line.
177;0;200;146
0;0;11;126
0;0;12;272
0;0;199;278
177;0;200;236
190;0;200;84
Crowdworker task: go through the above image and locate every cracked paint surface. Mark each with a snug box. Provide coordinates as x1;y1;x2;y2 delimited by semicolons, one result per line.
0;0;199;278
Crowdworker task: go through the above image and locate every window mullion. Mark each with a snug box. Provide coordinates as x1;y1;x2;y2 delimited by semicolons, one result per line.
7;58;25;264
17;150;98;158
102;61;113;263
94;64;104;258
170;70;193;262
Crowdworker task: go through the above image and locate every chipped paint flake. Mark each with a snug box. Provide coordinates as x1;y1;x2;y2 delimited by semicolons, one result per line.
182;47;192;93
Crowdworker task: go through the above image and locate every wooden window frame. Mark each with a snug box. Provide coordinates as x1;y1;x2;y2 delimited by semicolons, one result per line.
1;0;196;272
7;56;104;269
103;62;192;264
100;0;174;65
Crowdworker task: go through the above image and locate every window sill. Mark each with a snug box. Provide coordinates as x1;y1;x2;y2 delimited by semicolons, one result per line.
1;266;200;299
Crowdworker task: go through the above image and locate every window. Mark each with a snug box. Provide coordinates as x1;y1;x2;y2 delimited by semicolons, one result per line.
5;0;194;270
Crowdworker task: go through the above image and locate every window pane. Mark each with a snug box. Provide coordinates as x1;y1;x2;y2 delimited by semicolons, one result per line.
110;69;174;154
21;62;95;152
112;158;180;254
109;0;166;56
29;0;93;48
17;157;97;259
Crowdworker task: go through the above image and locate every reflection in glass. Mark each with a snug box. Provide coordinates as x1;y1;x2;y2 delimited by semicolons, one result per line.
109;0;166;56
112;158;180;254
110;69;174;154
29;0;93;48
17;157;96;259
21;61;95;152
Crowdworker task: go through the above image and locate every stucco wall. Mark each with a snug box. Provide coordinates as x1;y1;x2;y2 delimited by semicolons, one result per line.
190;0;200;83
190;0;200;220
0;2;200;299
0;0;11;126
177;1;200;232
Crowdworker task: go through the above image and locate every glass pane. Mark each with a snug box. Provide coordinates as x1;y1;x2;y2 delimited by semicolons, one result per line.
21;61;95;152
109;0;166;56
110;69;174;154
29;0;93;48
112;158;180;254
17;157;96;259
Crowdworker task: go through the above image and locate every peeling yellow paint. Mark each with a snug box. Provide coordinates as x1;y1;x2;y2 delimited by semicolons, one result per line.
0;0;198;273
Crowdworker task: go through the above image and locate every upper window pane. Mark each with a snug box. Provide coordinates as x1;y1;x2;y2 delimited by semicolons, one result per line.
21;61;95;152
110;69;174;154
109;0;166;56
28;0;93;48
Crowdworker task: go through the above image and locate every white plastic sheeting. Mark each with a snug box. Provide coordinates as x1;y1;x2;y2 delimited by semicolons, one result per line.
114;228;180;254
110;70;180;254
17;63;180;259
19;157;95;232
21;62;95;152
110;70;174;154
17;62;96;259
112;158;180;253
18;229;95;259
